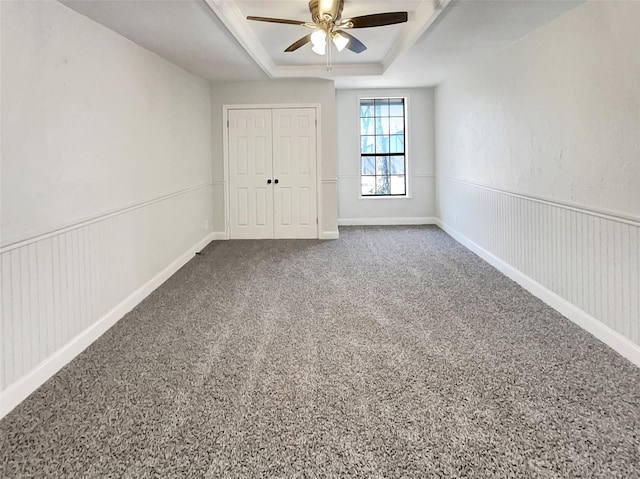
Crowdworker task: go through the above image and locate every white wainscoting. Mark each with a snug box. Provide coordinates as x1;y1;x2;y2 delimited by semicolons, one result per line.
0;184;214;418
437;177;640;367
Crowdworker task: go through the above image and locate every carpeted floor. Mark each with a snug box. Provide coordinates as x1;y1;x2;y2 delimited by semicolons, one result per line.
1;226;639;478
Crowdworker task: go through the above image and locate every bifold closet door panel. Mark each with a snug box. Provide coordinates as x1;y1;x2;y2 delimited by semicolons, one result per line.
228;109;274;239
272;108;318;239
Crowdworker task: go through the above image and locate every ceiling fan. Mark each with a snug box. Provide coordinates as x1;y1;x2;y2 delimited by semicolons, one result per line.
247;0;408;56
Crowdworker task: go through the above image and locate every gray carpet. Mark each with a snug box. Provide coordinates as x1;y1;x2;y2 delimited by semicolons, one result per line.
1;226;639;478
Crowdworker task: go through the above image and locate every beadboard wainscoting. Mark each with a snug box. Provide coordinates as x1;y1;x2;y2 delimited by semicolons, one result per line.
437;177;640;367
0;185;214;418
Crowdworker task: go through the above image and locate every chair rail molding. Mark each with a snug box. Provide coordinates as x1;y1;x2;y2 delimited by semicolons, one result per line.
1;184;215;418
436;176;639;367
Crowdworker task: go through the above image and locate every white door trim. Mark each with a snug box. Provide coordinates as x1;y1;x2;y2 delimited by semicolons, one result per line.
223;103;322;240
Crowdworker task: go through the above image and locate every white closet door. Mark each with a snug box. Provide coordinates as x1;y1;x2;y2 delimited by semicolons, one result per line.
272;108;318;239
228;109;274;239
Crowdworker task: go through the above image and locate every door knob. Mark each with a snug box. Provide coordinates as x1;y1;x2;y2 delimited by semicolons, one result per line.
267;179;272;184
274;179;279;184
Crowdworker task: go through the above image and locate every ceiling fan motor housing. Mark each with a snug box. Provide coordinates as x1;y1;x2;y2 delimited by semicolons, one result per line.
309;0;344;25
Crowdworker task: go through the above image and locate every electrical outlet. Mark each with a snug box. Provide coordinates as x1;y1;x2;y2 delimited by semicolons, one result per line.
204;220;209;230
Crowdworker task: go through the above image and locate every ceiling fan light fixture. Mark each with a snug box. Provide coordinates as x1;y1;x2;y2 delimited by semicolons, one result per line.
247;2;407;59
332;32;349;52
311;29;327;55
310;29;327;46
312;42;326;55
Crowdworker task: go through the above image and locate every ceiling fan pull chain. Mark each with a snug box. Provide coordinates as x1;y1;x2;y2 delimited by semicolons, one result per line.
328;30;334;71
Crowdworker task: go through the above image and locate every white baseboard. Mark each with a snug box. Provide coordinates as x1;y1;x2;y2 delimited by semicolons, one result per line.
214;231;338;240
320;230;339;240
0;233;215;419
338;217;437;226
434;219;640;368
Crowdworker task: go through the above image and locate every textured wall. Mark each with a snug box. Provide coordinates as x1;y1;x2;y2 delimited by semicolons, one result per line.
2;0;213;246
436;1;639;218
1;0;213;416
336;88;436;224
435;0;640;363
210;79;338;238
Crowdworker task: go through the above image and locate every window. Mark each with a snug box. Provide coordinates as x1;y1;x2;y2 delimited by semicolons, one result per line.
360;97;406;196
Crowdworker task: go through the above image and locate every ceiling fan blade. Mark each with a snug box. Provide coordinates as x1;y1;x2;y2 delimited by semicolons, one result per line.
334;30;366;53
344;12;408;28
285;34;312;52
246;16;308;26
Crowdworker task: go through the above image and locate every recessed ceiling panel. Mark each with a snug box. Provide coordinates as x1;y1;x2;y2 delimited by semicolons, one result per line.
235;0;423;66
58;0;586;88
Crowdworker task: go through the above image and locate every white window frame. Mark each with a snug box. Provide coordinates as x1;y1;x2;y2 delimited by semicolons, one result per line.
358;95;410;199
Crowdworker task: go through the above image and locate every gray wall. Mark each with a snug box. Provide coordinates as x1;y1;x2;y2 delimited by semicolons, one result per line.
1;0;214;416
336;88;436;224
435;0;640;364
210;79;338;239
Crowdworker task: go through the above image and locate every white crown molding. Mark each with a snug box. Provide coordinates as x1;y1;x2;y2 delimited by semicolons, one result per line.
203;0;276;78
383;0;452;71
273;63;383;78
204;0;448;80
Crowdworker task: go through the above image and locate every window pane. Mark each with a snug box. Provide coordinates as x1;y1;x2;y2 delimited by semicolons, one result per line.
376;156;389;175
390;135;404;154
376;136;390;154
361;176;375;195
375;117;390;135
374;98;389;117
361;135;375;154
360;100;374;117
376;176;391;195
360;117;374;135
390;175;406;195
361;156;375;175
389;98;404;117
390;156;405;174
359;97;407;197
389;117;404;134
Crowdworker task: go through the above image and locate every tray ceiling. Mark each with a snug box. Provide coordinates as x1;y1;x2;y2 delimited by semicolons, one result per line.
60;0;584;88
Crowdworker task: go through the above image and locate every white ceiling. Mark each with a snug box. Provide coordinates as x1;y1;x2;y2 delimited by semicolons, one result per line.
233;0;423;66
60;0;584;89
